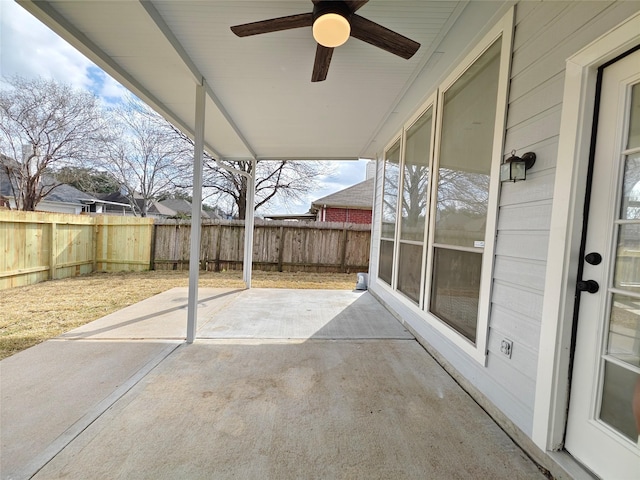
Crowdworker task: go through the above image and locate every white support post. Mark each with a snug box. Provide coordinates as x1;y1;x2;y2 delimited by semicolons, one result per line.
242;159;256;289
186;81;206;343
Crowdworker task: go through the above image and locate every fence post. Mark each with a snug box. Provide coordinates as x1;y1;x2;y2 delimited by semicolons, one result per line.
340;226;348;273
200;223;206;271
278;226;285;272
92;220;99;272
49;222;57;280
149;224;157;270
173;223;180;270
215;223;222;272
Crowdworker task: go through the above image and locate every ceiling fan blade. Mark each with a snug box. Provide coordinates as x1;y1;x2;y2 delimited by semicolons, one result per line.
350;14;420;59
312;44;334;82
344;0;369;12
231;13;313;37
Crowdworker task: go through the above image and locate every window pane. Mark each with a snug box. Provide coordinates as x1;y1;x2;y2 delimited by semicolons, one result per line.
434;39;501;248
620;153;640;220
428;39;501;342
397;243;423;304
430;248;481;343
627;83;640;149
599;361;639;442
381;141;401;239
608;293;640;367
378;239;394;285
613;224;640;295
401;109;432;242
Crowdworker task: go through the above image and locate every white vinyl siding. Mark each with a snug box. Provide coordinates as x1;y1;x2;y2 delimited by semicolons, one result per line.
369;0;640;438
493;0;640;433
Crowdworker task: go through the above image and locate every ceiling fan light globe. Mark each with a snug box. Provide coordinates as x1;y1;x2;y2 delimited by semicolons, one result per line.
313;13;350;48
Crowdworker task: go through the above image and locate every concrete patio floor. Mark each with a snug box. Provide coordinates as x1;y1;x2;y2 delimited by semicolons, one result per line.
1;288;547;479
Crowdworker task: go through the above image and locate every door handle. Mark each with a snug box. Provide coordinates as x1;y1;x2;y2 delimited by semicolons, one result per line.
577;280;599;294
584;252;602;265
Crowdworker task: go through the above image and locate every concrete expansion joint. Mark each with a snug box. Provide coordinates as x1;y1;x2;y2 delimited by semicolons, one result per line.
9;343;180;480
50;337;185;342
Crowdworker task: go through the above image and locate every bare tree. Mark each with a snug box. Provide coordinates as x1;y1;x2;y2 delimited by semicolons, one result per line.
435;168;490;218
168;126;331;220
381;158;400;237
202;158;329;220
400;164;429;240
0;76;105;210
102;97;191;216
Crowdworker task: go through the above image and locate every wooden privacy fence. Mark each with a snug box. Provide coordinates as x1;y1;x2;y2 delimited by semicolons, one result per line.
0;211;153;290
153;219;371;273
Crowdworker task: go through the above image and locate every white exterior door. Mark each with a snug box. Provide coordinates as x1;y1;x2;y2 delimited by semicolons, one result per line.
565;49;640;479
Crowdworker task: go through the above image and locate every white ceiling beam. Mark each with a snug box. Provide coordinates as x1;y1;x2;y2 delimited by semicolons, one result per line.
138;0;202;85
140;0;258;160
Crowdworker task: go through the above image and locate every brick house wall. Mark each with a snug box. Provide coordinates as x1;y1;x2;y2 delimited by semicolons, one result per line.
312;178;374;225
321;207;372;224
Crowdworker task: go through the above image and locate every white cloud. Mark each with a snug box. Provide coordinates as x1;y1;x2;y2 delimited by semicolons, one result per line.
321;159;371;189
0;0;127;102
99;75;128;102
1;1;89;87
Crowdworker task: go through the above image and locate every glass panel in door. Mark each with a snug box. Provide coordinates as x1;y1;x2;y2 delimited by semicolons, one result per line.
600;84;640;442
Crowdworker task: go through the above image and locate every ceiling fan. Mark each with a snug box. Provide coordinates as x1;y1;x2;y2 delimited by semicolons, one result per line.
230;0;420;82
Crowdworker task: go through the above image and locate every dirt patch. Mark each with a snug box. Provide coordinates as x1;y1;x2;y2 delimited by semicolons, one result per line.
0;270;355;360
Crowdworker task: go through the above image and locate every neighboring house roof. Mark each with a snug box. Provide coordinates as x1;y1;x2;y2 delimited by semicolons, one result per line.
158;198;191;214
93;192;164;216
0;155;23;198
0;160;102;208
158;198;213;219
0;170;15;199
93;192;219;218
148;200;176;216
311;178;374;211
94;191;131;204
40;181;94;204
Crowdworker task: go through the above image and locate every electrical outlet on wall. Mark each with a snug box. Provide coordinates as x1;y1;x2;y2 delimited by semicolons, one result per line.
500;339;513;358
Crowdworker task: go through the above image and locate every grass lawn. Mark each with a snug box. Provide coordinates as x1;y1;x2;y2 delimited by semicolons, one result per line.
0;270;355;360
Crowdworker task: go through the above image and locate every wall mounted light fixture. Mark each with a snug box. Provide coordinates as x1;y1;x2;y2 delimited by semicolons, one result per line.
500;150;536;182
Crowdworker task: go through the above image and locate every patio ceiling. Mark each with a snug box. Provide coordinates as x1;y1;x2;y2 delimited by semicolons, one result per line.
17;1;508;162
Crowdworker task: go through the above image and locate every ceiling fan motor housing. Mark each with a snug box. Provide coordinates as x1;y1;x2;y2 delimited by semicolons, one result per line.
312;1;353;48
313;1;353;23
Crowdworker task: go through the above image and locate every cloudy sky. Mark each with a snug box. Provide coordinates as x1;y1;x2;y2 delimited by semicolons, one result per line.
0;0;369;215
